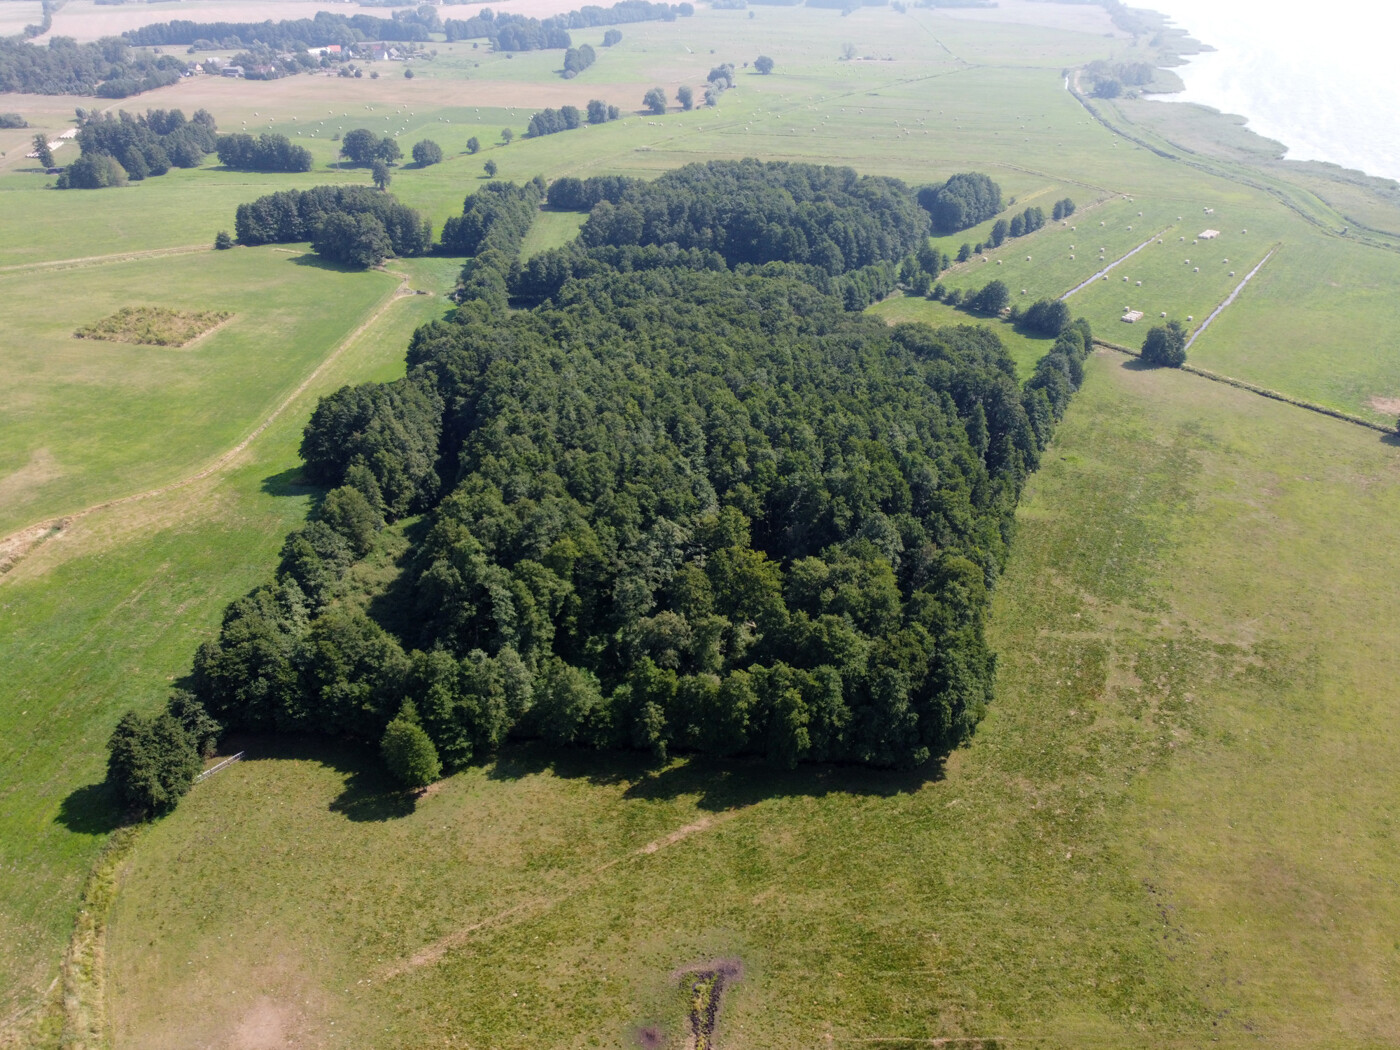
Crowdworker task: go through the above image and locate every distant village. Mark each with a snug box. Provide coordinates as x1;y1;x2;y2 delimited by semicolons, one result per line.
193;41;426;81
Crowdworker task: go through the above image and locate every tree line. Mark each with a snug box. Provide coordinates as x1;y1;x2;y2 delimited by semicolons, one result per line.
0;35;185;97
123;159;1096;811
443;1;688;50
121;9;437;50
526;99;622;138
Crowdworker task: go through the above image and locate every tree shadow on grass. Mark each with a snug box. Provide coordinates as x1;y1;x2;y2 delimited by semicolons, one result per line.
288;253;360;273
1119;356;1153;371
1380;431;1400;448
261;466;319;499
487;741;945;812
233;734;418;821
55;780;130;836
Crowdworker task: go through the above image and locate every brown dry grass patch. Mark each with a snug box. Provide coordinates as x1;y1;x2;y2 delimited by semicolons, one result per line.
75;306;231;348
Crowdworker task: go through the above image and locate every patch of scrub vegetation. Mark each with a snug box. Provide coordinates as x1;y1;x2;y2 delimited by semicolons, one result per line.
74;306;232;348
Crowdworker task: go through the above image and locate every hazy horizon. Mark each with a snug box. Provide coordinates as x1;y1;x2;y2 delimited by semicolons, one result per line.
1151;0;1400;181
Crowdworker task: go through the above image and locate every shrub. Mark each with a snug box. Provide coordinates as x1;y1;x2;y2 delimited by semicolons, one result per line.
412;139;443;166
1140;320;1187;367
381;705;441;788
214;230;233;250
106;709;201;818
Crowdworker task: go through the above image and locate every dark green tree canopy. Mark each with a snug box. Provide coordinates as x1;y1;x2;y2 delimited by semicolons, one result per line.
919;172;1003;234
412;139;443;166
1140;320;1187;367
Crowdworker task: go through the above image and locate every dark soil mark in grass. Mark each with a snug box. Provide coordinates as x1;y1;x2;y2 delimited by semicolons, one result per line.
682;960;741;1050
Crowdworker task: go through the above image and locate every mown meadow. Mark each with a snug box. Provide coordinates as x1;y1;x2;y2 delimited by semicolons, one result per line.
2;0;1399;1045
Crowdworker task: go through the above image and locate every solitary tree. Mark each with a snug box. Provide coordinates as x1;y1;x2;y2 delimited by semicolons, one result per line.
677;85;694;111
412;138;443;166
214;230;233;250
371;159;391;190
603;28;622;46
483;158;498;178
643;87;667;115
501;127;514;145
1140;320;1187;367
403;66;415;79
32;133;53;168
106;709;201;818
754;54;775;74
466;136;480;154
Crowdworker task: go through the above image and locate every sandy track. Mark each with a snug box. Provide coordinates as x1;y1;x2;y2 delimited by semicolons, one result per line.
0;264;412;579
0;243;210;277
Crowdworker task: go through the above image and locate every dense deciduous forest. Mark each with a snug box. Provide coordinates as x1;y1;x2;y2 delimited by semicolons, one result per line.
163;160;1092;799
121;10;439;50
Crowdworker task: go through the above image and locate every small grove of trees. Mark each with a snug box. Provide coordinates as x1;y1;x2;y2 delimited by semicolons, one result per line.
234;184;431;266
216;132;313;173
1052;197;1076;220
412;139;443;166
1007;206;1045;239
603;28;623;45
527;105;583;138
677;85;693;111
1139;320;1187;367
562;43;596;78
105;691;219;818
966;278;1009;315
586;99;622;124
339;127;403;166
642;86;667;115
57;107;217;189
919;172;1003;234
754;54;774;74
0;113;28;129
1014;297;1072;337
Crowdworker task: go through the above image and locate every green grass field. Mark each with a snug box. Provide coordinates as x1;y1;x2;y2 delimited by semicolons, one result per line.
3;1;1400;1045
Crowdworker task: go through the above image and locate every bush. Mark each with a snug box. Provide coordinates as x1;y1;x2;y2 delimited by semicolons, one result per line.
214;230;233;250
754;54;774;74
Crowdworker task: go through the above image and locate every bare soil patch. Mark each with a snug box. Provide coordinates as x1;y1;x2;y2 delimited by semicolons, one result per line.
75;306;232;348
1367;395;1400;415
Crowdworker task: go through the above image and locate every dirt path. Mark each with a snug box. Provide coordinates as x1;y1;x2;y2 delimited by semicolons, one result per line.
0;243;211;277
0;266;413;579
379;812;736;980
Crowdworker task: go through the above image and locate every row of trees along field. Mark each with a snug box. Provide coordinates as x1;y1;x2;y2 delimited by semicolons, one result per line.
56;107;217;188
105;160;1096;811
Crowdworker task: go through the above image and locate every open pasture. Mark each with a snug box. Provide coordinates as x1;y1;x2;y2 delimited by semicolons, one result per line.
0;246;403;536
0;265;449;1035
103;352;1400;1049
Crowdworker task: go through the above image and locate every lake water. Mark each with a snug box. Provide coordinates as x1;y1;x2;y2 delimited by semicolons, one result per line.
1149;0;1400;182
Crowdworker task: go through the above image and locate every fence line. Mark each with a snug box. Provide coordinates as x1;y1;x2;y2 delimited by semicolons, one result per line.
194;751;244;784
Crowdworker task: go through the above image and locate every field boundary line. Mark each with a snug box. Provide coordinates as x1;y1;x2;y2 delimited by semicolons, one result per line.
1093;340;1394;434
0;266;412;580
0;243;209;277
379;810;740;980
1184;244;1278;350
1060;227;1172;299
